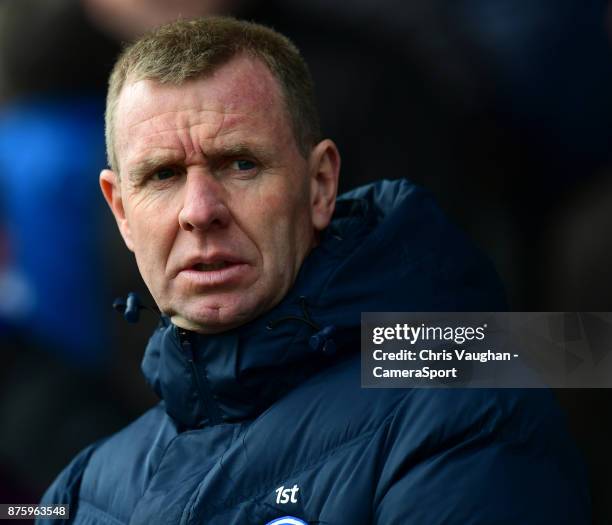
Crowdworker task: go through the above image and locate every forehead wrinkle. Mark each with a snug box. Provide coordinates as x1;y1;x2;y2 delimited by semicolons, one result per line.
124;107;244;138
123;105;263;156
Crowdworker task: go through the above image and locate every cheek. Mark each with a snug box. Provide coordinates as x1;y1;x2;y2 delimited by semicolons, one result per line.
257;192;313;267
250;197;287;255
128;208;175;285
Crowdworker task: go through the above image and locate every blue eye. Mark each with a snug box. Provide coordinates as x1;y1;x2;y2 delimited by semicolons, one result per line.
152;168;176;181
233;159;256;171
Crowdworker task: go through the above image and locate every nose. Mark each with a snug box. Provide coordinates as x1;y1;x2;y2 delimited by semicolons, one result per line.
178;171;231;232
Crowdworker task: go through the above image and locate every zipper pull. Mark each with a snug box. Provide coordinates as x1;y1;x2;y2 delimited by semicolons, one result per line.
177;328;196;360
176;327;224;425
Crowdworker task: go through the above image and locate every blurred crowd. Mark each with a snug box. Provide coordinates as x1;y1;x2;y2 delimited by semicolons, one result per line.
0;0;611;523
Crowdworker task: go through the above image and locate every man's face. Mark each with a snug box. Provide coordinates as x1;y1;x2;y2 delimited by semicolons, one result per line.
101;55;339;332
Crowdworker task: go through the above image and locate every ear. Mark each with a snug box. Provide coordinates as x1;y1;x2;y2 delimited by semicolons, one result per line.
308;139;340;231
99;169;134;251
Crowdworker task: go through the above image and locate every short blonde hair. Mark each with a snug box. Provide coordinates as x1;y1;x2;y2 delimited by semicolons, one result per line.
105;16;321;171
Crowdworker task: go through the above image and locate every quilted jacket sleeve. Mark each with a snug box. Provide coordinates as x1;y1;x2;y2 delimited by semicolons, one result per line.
373;389;591;524
36;443;99;525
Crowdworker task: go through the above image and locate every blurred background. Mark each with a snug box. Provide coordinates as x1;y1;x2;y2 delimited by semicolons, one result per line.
0;0;610;523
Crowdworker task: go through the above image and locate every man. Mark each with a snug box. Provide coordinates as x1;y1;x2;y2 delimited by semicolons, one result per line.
40;17;589;524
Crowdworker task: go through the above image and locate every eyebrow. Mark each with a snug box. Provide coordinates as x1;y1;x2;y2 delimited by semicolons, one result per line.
207;143;272;162
126;156;179;184
125;143;272;183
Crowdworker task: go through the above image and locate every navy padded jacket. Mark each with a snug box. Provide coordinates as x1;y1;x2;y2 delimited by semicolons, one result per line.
39;180;590;524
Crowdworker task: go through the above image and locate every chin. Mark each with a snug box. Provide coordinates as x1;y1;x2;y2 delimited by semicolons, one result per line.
171;300;258;334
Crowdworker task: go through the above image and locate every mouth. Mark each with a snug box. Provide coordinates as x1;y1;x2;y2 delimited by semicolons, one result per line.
177;258;251;288
191;261;232;271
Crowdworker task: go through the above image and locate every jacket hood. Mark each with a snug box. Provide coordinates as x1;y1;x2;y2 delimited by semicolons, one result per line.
141;179;506;430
